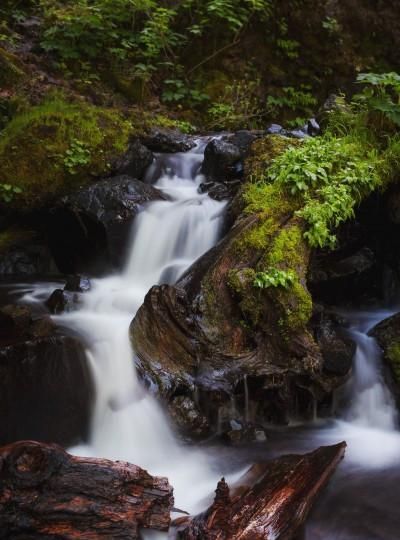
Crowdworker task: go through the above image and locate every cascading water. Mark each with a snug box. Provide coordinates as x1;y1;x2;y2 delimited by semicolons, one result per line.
51;139;235;522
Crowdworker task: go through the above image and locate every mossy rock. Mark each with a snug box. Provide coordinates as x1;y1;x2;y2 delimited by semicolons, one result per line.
245;135;301;181
0;47;26;88
0;98;132;211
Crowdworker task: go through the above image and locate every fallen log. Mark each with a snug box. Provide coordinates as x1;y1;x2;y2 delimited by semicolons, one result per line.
174;442;346;540
0;440;173;539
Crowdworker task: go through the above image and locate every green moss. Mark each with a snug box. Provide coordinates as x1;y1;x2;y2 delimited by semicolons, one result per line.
387;342;400;384
0;47;25;88
0;97;132;210
245;135;300;182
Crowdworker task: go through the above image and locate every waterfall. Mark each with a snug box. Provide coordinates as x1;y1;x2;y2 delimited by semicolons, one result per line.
54;139;231;517
318;309;400;468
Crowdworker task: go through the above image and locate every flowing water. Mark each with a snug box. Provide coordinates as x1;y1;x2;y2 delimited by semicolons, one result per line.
8;140;400;538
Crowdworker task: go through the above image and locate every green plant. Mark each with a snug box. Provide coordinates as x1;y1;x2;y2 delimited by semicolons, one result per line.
162;79;209;106
254;268;295;289
63;138;91;174
0;183;21;203
267;134;382;249
354;72;400;127
266;86;317;125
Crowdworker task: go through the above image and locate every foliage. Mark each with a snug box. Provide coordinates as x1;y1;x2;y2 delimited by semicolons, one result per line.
0;97;131;209
354;72;400;127
63;139;91;174
207;79;263;129
254;268;295;289
266;86;317;127
0;183;22;203
267;135;382;249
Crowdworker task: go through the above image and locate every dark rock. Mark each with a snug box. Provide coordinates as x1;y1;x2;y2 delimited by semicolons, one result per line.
312;309;355;377
0;304;31;337
0;244;56;276
0;311;93;446
47;175;166;273
113;139;153;179
201;139;242;182
64;274;91;293
141;128;195;153
45;289;77;315
309;247;377;305
198;180;241;201
224;422;268;444
225;130;263;158
168;396;210;438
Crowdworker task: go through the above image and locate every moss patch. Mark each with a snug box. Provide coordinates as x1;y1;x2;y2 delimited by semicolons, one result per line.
0;47;25;88
0;97;132;210
387;342;400;385
245;135;300;181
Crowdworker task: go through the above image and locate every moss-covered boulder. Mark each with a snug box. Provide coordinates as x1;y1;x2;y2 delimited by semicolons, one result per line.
0;98;132;211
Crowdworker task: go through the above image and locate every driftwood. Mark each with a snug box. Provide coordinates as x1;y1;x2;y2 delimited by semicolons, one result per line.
0;440;173;539
174;442;346;540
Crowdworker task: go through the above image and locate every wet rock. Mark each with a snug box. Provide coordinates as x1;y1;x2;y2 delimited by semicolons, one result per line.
64;274;91;293
198;180;241;201
0;304;31;336
0;244;56;276
168;396;210;438
201;139;242;182
309;247;377;305
47;175;167;273
369;313;400;401
141;128;195;153
0;307;93;446
224;130;263;158
224;421;268;444
312;308;355;377
45;289;77;314
113;139;153;179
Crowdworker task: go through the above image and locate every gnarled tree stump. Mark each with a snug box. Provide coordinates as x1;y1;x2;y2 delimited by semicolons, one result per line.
174;442;346;539
0;440;173;539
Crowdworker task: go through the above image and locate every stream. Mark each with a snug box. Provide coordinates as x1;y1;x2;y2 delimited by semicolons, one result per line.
7;139;400;538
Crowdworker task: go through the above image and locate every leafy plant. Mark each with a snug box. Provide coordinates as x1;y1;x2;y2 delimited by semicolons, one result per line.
63;139;91;174
254;268;296;289
354;72;400;127
266;86;317;125
267;135;381;249
0;183;22;203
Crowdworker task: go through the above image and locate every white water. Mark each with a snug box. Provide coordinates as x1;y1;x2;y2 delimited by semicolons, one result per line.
50;141;237;523
316;309;400;468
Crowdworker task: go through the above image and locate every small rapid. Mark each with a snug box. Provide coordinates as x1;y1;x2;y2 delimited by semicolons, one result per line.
52;139;232;518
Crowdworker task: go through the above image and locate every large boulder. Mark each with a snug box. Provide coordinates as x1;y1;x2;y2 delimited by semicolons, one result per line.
201;139;242;182
47;175;167;273
0;304;93;446
113;139;153;179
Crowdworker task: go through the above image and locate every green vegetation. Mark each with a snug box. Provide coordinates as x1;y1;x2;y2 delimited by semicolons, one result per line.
0;97;131;210
254;268;295;289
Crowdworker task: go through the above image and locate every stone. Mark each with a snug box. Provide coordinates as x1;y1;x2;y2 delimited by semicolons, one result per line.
141;128;195;153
